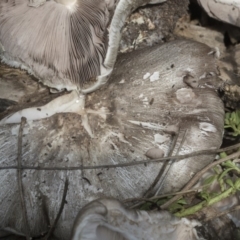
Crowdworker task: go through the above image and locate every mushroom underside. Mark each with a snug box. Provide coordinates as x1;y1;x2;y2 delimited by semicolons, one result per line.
0;0;168;94
0;0;114;90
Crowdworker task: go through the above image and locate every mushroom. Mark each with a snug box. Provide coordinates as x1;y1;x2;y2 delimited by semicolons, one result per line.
0;0;166;129
197;0;240;27
0;39;224;239
71;198;201;240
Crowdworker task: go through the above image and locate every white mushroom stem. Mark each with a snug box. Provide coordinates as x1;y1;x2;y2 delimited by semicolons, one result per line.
82;0;166;94
0;91;96;137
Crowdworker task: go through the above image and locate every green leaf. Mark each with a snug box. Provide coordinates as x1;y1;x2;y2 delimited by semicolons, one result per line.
225;119;230;125
203;175;217;186
209;192;219;198
213;166;221;175
156;198;170;206
219;178;225;192
226;178;234;188
219;168;235;180
222;160;235;169
234;178;240;190
224;110;240;136
220;152;228;159
231;112;237;123
235;111;240;124
169;203;185;212
177;198;187;205
224;125;232;128
225;112;230;119
199;191;210;201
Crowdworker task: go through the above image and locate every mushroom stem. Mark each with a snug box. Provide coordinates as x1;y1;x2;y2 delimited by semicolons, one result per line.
0;91;93;137
81;0;166;94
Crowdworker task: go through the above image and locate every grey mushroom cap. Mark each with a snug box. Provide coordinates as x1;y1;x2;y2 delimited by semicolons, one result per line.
0;39;224;239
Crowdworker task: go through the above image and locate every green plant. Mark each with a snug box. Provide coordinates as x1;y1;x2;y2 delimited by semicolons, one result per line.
131;149;240;218
174;152;240;217
225;110;240;136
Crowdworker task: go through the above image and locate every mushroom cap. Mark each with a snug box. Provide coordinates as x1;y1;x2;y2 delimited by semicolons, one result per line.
0;40;224;239
197;0;240;27
0;0;166;92
71;198;201;240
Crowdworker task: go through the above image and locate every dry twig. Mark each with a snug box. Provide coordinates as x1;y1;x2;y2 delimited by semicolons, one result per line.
161;150;240;210
143;132;179;198
44;178;69;240
124;189;198;204
1;142;240;172
17;117;30;240
154;129;188;196
204;205;240;222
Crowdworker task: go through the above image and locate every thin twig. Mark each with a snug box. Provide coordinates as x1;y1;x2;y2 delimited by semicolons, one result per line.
130;199;161;210
175;186;234;217
144;132;179;198
1;143;240;171
17;117;30;240
130;130;189;209
44;178;69;240
129;133;179;209
204;205;240;222
124;189;199;203
155;129;188;196
161;150;240;210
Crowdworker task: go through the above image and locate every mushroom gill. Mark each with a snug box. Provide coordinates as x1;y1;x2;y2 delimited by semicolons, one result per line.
0;0;166;127
0;0;115;91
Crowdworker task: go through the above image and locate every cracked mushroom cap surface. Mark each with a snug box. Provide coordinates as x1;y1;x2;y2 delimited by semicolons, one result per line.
0;39;224;239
